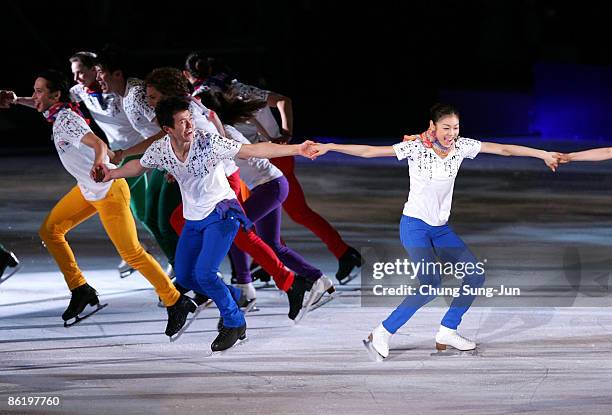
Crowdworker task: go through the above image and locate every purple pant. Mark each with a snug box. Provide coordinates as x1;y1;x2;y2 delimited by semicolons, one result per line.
229;176;322;284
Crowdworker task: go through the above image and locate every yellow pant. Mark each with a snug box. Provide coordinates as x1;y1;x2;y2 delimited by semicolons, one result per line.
39;179;180;307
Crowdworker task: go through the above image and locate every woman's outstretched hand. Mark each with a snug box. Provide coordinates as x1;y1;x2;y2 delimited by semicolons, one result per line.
309;143;333;160
544;152;563;172
297;140;319;159
557;153;572;164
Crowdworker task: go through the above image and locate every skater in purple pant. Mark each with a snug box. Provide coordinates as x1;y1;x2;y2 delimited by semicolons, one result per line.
198;90;336;320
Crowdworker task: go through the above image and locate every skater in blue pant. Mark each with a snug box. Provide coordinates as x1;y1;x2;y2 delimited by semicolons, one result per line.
101;96;317;352
312;103;562;359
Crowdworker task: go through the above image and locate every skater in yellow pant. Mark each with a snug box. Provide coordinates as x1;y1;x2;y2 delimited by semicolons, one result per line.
3;70;195;336
39;179;179;304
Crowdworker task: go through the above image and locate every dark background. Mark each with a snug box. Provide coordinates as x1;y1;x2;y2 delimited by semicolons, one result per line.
2;0;612;153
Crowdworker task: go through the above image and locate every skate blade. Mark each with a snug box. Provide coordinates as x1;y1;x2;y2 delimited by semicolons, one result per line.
119;268;136;278
294;293;337;324
208;336;249;357
308;292;338;311
338;271;359;286
64;303;108;327
362;339;384;362
169;306;203;343
0;263;22;285
254;281;275;290
158;298;213;310
196;299;214;311
243;300;258;313
430;346;478;357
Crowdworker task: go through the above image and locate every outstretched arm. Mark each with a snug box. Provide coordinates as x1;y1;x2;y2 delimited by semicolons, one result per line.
98;159;148;183
0;91;35;109
111;128;166;164
311;143;396;159
237;140;316;160
561;147;612;162
480;142;561;172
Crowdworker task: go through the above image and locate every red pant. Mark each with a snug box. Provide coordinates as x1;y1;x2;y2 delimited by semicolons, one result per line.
271;155;349;259
169;171;295;291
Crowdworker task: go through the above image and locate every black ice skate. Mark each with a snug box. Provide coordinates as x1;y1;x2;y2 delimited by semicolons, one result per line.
336;246;363;285
286;275;311;320
216;290;258;332
167;295;198;342
250;262;274;289
211;324;247;353
62;283;108;327
0;249;21;285
295;276;337;324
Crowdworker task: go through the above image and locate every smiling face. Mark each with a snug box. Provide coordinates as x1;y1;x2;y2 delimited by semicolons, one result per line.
429;114;460;147
163;110;194;143
31;77;60;112
94;65;123;94
70;60;97;87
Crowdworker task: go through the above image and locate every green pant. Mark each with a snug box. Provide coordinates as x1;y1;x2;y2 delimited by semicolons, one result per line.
121;155;149;231
144;169;182;266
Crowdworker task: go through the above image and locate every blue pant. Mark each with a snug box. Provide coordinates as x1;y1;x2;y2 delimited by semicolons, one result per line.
174;210;245;328
382;216;485;333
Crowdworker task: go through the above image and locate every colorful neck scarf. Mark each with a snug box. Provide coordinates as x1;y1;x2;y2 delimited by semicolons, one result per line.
84;81;107;110
44;102;89;125
84;81;102;95
192;78;206;91
192;79;211;99
423;130;454;156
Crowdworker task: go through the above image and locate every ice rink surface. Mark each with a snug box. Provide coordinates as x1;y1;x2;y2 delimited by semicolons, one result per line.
2;144;612;414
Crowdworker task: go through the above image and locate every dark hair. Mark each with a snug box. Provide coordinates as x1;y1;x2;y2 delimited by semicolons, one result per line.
429;103;460;123
197;89;266;125
145;67;190;97
155;96;191;129
37;69;71;103
184;51;232;79
69;51;98;69
95;45;128;77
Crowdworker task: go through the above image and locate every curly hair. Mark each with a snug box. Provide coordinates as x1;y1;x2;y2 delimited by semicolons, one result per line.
145;67;190;97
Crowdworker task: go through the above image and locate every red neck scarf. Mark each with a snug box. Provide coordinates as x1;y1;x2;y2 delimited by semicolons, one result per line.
84;81;102;95
44;102;89;124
